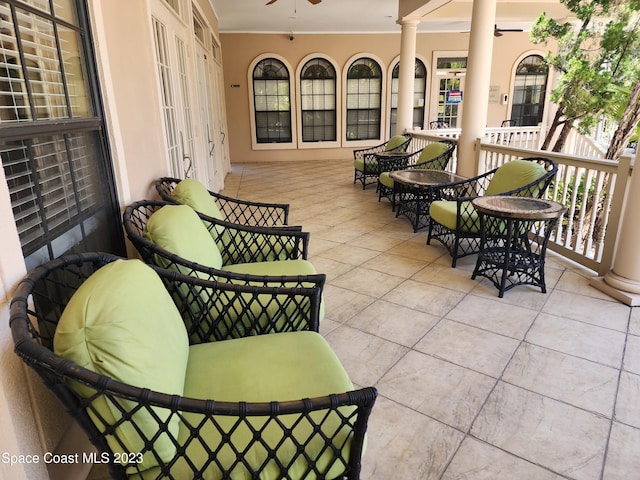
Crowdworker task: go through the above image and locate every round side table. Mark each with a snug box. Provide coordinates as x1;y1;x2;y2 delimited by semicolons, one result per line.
471;196;566;297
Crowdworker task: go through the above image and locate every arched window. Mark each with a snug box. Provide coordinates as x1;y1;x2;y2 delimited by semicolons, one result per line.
346;57;382;141
300;58;336;142
390;59;427;136
252;58;292;143
511;55;548;126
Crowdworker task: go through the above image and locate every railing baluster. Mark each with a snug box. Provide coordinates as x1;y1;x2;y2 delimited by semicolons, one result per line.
405;127;631;273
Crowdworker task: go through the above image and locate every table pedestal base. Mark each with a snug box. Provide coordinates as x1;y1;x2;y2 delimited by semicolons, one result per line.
472;216;559;298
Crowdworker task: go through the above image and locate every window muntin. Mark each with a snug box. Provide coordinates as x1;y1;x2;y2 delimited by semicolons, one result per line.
1;0;123;269
346;57;382;141
390;59;426;136
253;58;292;144
511;55;548;126
0;3;93;122
300;58;336;142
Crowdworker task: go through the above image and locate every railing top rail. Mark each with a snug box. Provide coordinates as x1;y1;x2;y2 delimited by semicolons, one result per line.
480;142;623;171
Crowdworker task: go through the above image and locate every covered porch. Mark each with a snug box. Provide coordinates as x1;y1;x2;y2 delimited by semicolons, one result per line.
184;157;640;479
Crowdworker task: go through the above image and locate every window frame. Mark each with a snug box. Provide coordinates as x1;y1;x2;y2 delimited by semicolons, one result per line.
295;54;340;149
248;54;296;151
508;52;550;127
342;54;385;147
387;55;427;136
0;0;124;270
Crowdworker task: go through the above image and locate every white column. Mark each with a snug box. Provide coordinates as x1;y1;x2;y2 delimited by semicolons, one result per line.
456;0;497;177
396;19;420;135
592;151;640;305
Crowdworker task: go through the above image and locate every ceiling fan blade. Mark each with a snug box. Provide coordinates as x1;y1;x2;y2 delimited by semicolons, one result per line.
265;0;278;5
308;0;322;4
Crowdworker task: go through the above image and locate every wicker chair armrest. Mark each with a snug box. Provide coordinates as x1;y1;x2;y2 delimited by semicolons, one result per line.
155;265;325;341
431;173;489;201
197;213;310;263
156;177;291;227
212;192;290;227
376;154;412;172
353;142;387;160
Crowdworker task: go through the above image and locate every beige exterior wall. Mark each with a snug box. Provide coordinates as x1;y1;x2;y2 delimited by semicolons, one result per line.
220;31;549;163
0;1;220;478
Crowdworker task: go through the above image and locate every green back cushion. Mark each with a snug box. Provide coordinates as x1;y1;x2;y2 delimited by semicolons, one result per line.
416;142;450;166
144;204;223;270
485;159;546;196
172;178;223;220
53;259;189;471
385;135;407;151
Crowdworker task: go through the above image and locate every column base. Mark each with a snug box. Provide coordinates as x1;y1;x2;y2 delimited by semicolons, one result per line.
590;273;640;306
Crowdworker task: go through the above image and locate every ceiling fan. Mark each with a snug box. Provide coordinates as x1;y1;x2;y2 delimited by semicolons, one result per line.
266;0;321;4
494;24;524;36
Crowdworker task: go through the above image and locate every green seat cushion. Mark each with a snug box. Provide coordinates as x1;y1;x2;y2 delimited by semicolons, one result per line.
385;134;408;151
139;331;355;479
430;200;479;233
144;204;223;271
416;142;450;167
379;171;394;188
53;259;189;472
485;159;547;196
221;258;316;277
172;178;223;220
354;157;378;173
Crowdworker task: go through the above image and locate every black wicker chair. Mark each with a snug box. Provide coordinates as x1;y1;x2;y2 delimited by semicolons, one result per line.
156;177;293;228
352;133;412;189
125;200;312;267
427;157;558;267
10;253;376;479
122;202;327;326
377;140;456;210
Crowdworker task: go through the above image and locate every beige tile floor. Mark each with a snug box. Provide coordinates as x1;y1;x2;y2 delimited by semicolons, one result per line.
219;159;639;480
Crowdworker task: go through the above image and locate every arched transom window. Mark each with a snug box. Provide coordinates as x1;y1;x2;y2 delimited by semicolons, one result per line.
253;58;292;143
300;58;336;142
346;57;382;141
390;59;427;136
511;55;548;127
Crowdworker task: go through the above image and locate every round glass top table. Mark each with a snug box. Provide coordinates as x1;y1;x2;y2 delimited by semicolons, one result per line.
389;169;466;188
389;169;467;232
471;196;566;298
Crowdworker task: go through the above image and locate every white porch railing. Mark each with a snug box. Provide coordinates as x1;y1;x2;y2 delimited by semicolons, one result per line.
406;129;631;275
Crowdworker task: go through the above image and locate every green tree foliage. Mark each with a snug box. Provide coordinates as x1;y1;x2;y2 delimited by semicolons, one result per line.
531;0;640;154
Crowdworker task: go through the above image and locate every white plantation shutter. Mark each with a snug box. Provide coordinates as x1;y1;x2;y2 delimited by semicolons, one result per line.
0;0;122;267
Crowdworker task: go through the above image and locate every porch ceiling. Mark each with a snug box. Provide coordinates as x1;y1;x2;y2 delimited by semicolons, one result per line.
209;0;573;35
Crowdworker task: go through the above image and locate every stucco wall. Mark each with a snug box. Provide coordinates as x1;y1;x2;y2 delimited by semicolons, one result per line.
0;1;216;478
219;31;548;163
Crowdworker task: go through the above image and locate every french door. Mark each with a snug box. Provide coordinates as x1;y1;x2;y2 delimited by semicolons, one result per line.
435;75;464;128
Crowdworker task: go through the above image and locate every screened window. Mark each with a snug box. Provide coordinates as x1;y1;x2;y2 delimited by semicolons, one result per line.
346;57;382;141
300;58;336;142
390;59;426;136
253;58;292;144
0;0;123;270
511;55;548;126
